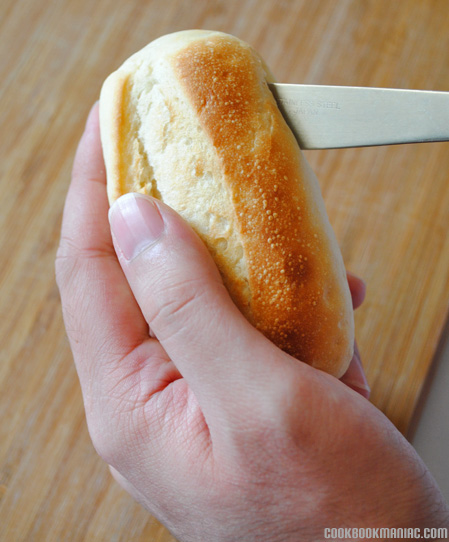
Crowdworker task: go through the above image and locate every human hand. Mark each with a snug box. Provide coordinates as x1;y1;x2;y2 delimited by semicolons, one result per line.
56;104;449;541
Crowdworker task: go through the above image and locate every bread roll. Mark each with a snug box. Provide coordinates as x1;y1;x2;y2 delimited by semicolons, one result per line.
100;30;354;377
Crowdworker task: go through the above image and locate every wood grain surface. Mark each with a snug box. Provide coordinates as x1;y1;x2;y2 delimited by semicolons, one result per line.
1;0;448;540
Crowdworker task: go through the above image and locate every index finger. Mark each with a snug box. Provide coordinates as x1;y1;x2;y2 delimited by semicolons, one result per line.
56;104;149;386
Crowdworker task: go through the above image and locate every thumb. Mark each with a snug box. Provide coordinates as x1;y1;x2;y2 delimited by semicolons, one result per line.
108;193;283;412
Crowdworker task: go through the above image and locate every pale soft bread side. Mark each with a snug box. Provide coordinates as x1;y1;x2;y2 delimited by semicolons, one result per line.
99;30;354;377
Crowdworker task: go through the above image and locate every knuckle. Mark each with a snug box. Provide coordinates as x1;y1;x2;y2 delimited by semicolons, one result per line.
54;236;76;286
55;234;115;298
86;398;141;468
148;277;212;331
84;355;155;467
56;234;113;267
87;418;119;466
159;285;203;320
55;236;89;289
222;370;314;470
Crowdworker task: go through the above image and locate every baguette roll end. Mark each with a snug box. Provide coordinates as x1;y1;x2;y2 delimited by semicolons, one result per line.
100;30;354;377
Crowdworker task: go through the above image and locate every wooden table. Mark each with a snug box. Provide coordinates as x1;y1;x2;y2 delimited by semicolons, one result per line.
1;0;448;539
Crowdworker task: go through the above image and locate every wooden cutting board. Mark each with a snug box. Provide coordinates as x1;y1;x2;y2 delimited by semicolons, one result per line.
1;0;448;540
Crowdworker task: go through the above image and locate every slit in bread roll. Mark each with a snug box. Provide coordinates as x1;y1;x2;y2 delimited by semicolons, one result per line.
99;30;354;377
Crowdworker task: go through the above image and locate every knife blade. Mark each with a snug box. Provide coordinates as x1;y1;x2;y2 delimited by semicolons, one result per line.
268;83;449;149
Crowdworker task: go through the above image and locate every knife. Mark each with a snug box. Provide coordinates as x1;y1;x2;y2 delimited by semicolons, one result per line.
268;84;449;149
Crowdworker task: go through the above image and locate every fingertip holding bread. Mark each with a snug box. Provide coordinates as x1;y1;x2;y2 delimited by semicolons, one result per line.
99;30;354;377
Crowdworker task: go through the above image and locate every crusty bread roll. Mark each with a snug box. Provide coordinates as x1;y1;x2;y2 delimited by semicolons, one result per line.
100;30;354;377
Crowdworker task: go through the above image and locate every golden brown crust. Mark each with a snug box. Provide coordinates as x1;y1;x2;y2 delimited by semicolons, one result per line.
173;35;352;373
100;30;354;376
